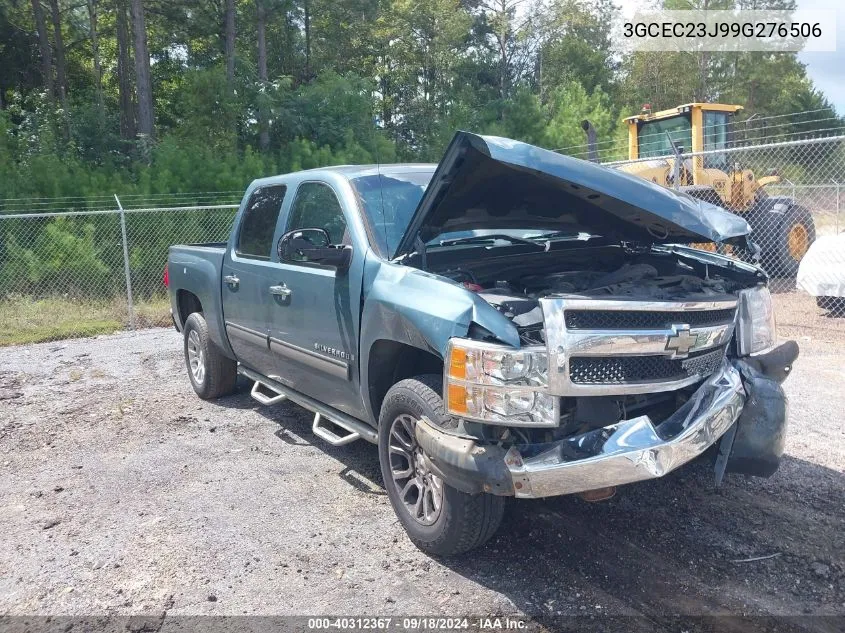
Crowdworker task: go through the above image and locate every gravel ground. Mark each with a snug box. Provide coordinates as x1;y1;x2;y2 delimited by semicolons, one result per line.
0;327;843;624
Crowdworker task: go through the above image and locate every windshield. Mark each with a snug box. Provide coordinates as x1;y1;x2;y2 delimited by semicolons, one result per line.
352;171;600;257
351;172;431;257
638;114;692;158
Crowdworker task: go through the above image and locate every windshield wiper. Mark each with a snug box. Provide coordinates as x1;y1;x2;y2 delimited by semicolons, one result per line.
437;234;548;250
531;230;596;241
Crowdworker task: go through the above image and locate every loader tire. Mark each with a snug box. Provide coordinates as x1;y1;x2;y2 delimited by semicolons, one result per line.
754;205;815;278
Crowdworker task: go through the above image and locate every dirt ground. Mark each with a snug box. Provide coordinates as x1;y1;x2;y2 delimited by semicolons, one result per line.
0;326;843;626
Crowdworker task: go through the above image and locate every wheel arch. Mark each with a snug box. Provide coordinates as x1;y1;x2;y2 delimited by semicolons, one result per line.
366;340;443;427
176;289;203;326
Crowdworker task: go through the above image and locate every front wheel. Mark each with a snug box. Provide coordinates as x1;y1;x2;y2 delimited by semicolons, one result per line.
378;375;505;556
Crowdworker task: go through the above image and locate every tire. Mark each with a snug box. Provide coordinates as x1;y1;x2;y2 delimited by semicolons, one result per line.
754;205;816;278
378;375;506;557
816;296;845;312
183;312;237;400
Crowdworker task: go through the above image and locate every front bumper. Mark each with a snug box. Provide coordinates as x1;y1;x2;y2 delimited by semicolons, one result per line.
416;342;797;499
506;360;743;498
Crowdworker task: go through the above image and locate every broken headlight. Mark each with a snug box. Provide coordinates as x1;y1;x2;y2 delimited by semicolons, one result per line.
443;339;558;427
737;286;776;355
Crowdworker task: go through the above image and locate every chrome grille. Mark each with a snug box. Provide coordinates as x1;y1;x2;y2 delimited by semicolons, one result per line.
540;296;738;396
569;347;727;385
564;308;736;330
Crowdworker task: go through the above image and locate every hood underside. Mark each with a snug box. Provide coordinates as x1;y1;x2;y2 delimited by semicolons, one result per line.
393;132;750;258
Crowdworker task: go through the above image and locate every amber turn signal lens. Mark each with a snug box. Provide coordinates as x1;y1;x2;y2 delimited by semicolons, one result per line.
449;347;467;379
447;384;468;414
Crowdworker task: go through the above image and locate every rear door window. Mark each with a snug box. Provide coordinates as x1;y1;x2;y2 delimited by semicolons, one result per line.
236;185;287;260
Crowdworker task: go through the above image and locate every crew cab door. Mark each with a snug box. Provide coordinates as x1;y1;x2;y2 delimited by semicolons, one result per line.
221;184;287;375
266;180;363;418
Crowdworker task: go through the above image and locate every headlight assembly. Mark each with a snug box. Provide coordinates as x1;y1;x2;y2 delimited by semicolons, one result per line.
737;286;776;356
444;339;558;427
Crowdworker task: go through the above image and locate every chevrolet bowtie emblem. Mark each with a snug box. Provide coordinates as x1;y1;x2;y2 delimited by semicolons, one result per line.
665;324;697;358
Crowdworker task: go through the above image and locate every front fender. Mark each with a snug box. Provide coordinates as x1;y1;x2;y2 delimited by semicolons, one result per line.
359;254;521;422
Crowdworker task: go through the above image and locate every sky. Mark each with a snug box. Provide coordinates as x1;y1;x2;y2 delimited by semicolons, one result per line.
615;0;845;115
796;0;845;114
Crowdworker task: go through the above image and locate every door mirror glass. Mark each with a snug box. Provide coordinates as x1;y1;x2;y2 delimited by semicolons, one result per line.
278;228;352;271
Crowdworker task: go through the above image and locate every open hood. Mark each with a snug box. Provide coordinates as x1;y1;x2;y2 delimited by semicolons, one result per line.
393;132;750;259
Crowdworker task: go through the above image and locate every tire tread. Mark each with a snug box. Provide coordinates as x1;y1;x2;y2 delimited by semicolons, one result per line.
379;375;505;557
183;312;237;400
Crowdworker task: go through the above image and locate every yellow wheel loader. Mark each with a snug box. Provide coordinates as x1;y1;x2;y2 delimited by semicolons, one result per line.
611;103;815;276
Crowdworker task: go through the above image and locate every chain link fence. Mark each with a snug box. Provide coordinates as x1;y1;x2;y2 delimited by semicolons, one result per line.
0;200;237;345
604;135;845;342
1;135;844;345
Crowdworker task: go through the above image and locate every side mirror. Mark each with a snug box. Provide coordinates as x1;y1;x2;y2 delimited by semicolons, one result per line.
278;228;352;271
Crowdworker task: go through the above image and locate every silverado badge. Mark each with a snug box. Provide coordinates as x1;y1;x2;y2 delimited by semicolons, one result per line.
314;342;354;361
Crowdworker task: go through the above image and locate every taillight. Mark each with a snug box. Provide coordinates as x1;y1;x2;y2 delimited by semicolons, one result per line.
163;265;169;288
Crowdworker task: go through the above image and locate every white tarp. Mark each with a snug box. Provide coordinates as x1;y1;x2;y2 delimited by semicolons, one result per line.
797;233;845;298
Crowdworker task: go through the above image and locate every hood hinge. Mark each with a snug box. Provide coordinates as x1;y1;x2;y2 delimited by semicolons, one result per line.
414;235;428;270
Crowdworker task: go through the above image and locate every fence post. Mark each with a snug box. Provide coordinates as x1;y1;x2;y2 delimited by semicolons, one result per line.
835;180;841;234
114;194;136;330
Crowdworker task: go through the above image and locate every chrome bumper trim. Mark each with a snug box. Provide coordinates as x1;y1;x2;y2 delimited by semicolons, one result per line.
507;359;745;498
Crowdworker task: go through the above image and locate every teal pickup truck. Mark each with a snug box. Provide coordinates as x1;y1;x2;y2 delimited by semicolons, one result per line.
167;132;798;556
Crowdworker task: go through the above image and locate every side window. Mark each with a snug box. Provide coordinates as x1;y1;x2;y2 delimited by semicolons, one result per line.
236;185;287;260
703;111;730;171
286;182;348;246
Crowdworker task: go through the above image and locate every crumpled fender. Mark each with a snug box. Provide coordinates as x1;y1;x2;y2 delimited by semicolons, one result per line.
721;342;799;478
359;252;520;423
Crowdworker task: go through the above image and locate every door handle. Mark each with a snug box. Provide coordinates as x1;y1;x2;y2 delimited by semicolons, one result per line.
269;283;292;298
223;274;240;289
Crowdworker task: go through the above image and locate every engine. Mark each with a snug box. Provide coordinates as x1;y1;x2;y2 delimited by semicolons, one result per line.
444;261;738;343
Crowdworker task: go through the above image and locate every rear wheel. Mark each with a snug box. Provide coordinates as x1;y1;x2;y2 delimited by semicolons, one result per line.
378;375;506;556
183;312;237;400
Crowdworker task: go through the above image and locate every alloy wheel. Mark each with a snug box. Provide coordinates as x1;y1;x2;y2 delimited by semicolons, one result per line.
187;329;206;384
387;413;443;526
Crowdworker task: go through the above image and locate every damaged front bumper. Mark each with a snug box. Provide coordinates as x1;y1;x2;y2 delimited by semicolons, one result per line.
416;342;798;499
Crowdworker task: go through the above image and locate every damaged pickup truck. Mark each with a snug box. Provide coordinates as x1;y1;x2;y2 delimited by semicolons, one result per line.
167;132;798;556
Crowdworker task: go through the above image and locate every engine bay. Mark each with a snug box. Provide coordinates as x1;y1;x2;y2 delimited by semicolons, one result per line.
430;244;756;347
427;244;760;440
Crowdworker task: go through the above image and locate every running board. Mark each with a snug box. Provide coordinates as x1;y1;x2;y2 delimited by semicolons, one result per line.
237;366;378;444
250;380;288;406
312;412;361;446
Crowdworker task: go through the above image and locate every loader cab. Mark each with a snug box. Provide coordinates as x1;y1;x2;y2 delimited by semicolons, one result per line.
626;103;743;174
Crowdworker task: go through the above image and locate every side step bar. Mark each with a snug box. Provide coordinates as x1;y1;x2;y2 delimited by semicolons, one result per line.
250;380;287;405
239;366;378;445
312;412;360;446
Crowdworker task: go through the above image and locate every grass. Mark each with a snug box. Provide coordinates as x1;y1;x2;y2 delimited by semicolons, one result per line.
0;295;172;346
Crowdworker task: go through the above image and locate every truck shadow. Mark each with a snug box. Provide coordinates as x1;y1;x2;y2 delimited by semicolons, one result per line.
219;387;386;490
213;388;843;622
440;455;844;625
